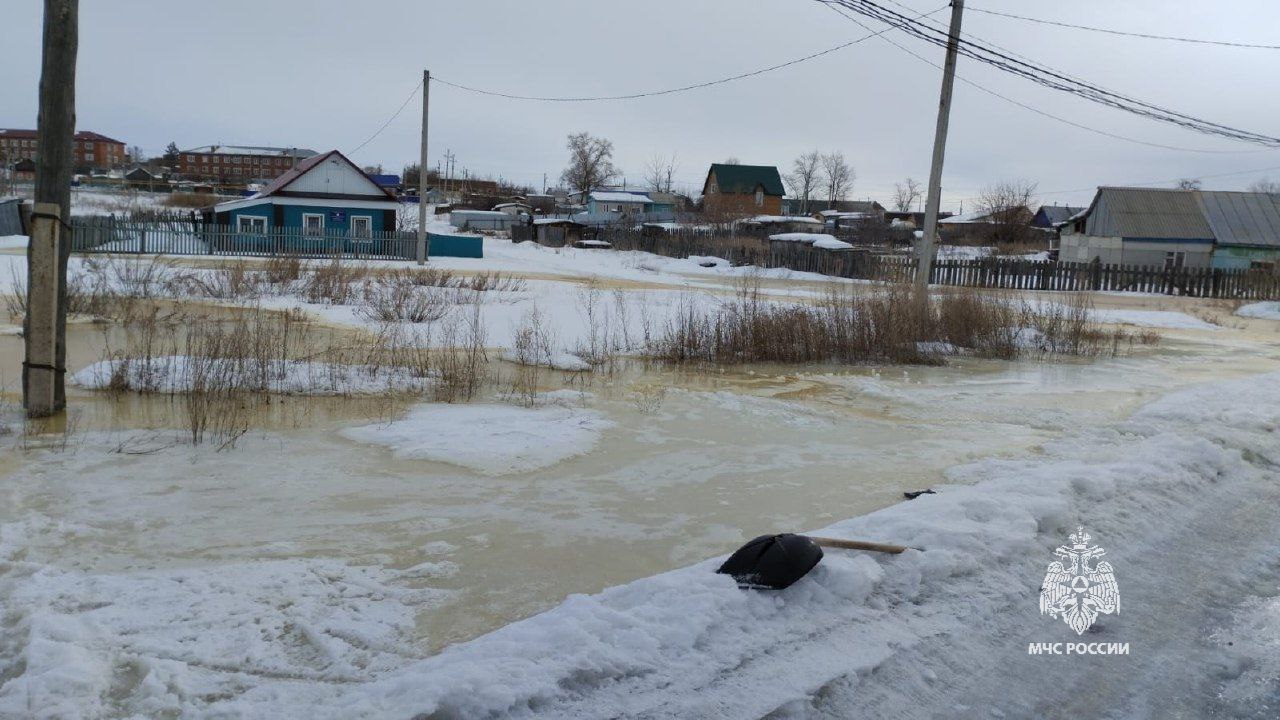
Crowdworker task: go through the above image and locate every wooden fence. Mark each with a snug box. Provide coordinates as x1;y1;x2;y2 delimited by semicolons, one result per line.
599;227;1280;300
69;218;483;260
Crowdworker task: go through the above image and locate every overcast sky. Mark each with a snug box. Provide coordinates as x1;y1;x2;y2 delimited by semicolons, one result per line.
4;0;1280;210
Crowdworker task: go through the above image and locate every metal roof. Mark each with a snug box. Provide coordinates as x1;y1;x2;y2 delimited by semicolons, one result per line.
1083;187;1214;240
1197;191;1280;248
705;164;786;196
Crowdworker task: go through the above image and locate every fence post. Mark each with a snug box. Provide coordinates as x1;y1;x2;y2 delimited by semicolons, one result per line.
139;226;146;254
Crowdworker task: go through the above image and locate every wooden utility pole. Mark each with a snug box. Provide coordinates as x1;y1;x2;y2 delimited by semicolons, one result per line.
25;0;78;417
416;69;430;265
915;0;964;296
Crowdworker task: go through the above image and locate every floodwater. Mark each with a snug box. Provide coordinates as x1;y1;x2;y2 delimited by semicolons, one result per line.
2;301;1280;658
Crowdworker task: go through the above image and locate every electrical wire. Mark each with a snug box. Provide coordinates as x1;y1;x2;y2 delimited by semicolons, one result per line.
348;78;424;155
822;1;1267;154
967;6;1280;50
429;5;947;102
821;0;1280;146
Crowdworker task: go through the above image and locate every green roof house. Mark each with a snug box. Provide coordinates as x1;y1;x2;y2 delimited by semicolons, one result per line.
702;163;785;219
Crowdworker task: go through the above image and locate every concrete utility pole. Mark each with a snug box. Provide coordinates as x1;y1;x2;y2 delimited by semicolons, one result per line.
25;0;78;417
915;0;964;297
416;69;430;265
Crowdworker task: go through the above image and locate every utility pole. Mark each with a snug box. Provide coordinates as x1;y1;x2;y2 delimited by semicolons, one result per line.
915;0;964;297
416;69;430;265
26;0;78;418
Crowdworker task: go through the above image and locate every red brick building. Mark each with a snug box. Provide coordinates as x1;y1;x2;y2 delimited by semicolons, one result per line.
177;145;319;182
0;129;127;171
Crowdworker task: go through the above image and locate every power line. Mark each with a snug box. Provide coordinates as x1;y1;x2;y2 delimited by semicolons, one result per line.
822;1;1267;155
429;5;948;102
823;0;1280;147
967;6;1280;50
348;78;423;155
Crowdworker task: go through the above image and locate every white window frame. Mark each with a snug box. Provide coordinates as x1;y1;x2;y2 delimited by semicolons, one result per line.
755;187;765;206
237;215;267;234
302;213;325;236
349;214;373;239
1164;250;1186;270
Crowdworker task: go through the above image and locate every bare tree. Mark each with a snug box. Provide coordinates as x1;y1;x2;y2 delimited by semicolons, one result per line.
560;132;621;196
977;179;1038;248
892;177;922;213
820;152;854;206
1248;177;1280;195
127;145;145;165
1176;178;1202;190
722;157;741;165
644;152;678;193
785;151;822;215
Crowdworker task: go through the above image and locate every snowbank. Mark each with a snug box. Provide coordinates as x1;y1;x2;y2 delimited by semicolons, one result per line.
1088;308;1218;330
1236;301;1280;320
71;356;434;395
341;402;613;475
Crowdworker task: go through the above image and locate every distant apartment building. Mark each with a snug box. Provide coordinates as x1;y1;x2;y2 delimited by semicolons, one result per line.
0;128;127;170
178;145;319;181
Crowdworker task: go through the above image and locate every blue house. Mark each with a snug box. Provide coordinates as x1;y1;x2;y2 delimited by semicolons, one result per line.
208;149;482;258
211;149;401;238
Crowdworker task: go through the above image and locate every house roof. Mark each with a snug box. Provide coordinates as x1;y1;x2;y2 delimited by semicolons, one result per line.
1073;186;1280;248
254;150;397;201
182;144;319;158
590;191;652;203
706;164;786;196
1078;187;1215;240
367;174;401;187
1034;205;1085;226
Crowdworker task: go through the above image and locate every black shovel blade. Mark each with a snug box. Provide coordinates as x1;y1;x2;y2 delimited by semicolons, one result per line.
717;533;824;590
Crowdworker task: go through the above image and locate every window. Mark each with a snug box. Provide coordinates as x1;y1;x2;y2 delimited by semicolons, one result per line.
186;155;194;162
302;213;324;236
237;215;267;234
85;153;94;161
1164;251;1186;270
350;215;373;239
755;188;764;206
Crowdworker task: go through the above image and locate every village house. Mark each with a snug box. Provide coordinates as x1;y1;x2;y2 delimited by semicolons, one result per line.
702;164;785;218
179;144;319;182
0;128;127;171
208;149;399;237
1058;186;1280;270
1031;204;1085;230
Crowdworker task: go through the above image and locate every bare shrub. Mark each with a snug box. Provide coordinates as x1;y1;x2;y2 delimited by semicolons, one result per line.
358;276;453;323
302;258;365;304
263;255;303;286
630;384;667;415
434;304;488;403
507;307;556;407
175;262;263;301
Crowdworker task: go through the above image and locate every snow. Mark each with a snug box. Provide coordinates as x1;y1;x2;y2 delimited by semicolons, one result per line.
744;215;823;225
936;244;993;259
1236;301;1280;320
501;349;591;371
812;237;853;251
70;356;434;395
589;191;651;203
1088;308;1219;330
341;402;614;475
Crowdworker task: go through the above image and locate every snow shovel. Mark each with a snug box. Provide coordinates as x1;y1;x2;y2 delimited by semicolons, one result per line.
717;533;910;590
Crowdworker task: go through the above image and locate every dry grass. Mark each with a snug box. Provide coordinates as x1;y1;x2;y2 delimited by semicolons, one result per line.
646;285;1153;366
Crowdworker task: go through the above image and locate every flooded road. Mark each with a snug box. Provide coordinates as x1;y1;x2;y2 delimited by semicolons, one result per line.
3;306;1278;654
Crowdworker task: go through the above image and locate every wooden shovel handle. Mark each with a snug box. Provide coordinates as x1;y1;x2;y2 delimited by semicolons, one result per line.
808;536;911;554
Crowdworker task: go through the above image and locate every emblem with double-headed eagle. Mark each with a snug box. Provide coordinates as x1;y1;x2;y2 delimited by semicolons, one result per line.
1039;527;1120;635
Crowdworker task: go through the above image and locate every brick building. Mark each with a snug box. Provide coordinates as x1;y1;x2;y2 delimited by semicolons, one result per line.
0;128;127;171
701;163;786;219
178;145;319;182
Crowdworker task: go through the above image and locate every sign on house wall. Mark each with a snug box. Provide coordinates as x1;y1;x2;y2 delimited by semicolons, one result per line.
329;211;346;222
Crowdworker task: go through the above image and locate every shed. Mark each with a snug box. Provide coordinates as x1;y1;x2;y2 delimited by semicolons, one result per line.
530;217;585;247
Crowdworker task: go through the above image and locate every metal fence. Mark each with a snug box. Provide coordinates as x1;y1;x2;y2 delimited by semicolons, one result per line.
69;218;483;259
